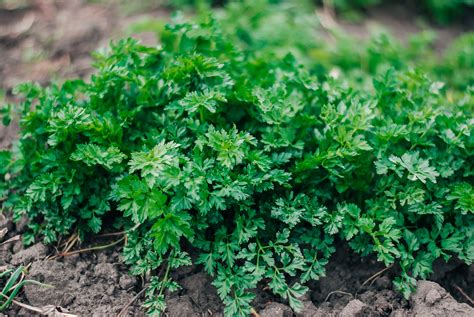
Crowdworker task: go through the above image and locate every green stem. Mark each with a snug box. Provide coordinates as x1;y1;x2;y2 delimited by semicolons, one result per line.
158;260;172;297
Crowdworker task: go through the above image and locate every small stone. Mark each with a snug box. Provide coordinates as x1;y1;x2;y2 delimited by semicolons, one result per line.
424;288;442;306
340;299;367;317
11;242;47;265
119;275;136;290
260;302;293;317
24;261;74;306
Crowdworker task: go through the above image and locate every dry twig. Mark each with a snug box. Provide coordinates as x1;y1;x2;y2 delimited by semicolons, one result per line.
324;290;353;302
250;307;260;317
356;264;394;295
454;284;474;306
58;236;125;257
117;287;147;317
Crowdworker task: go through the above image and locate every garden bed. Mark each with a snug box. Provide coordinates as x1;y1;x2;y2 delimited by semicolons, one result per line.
1;1;473;316
1;218;473;315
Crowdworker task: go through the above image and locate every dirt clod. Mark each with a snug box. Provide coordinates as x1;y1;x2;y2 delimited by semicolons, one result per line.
410;281;474;316
94;262;119;282
23;257;143;315
425;288;443;305
295;300;323;317
10;242;47;265
180;272;222;313
165;295;199;317
340;299;366;317
259;302;293;317
119;274;137;290
11;240;23;254
24;261;76;307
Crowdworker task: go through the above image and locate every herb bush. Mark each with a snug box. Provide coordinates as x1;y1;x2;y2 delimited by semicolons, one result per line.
319;0;474;24
164;0;474;24
1;10;473;317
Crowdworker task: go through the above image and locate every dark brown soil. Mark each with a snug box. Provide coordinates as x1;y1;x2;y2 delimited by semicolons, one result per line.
1;1;473;316
2;217;473;316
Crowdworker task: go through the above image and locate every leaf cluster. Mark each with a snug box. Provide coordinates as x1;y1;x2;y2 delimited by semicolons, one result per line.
0;3;473;316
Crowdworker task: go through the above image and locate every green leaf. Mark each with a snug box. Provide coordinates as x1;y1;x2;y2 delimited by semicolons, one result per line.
110;176;167;223
71;144;126;170
389;152;439;184
151;212;194;254
446;183;474;214
128;141;180;188
198;125;256;169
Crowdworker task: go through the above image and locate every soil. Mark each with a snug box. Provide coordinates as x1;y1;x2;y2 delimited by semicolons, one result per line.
1;1;473;316
1;218;473;316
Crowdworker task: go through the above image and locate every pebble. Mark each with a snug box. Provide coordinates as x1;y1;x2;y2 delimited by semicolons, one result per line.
340;299;367;317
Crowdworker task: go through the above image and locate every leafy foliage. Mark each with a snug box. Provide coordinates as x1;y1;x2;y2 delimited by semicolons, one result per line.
320;0;473;24
0;2;473;316
162;0;474;24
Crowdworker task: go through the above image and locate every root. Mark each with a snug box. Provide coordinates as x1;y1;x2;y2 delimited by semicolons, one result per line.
48;236;125;260
356;264;393;295
324;290;353;302
454;284;474;306
117;287;147;317
59;236;125;257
